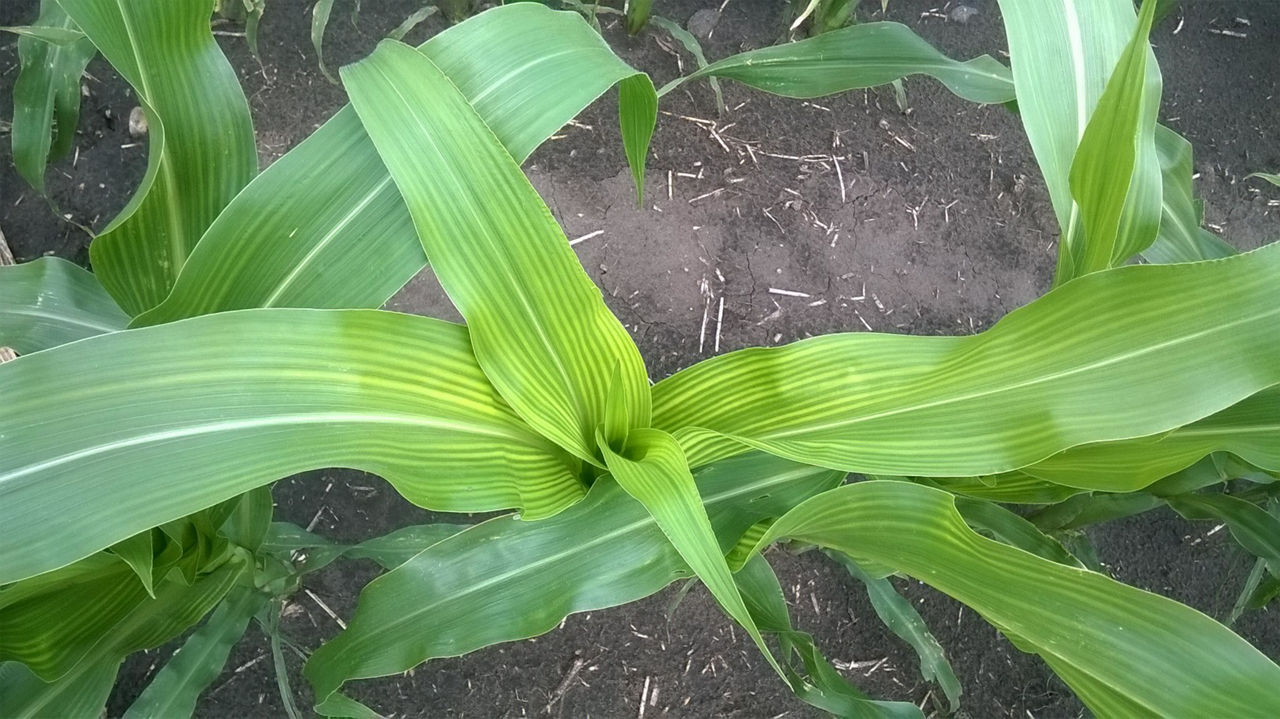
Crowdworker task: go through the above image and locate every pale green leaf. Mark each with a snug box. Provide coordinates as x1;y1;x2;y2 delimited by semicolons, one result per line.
0;309;580;585
1061;0;1161;281
1019;387;1280;491
653;244;1280;481
1143;125;1236;263
0;258;129;354
1;24;87;45
135;4;654;327
9;0;96;193
311;0;337;83
996;0;1139;239
757;481;1280;716
343;40;650;464
1247;172;1280;188
662;21;1015;106
304;453;841;713
60;0;257;315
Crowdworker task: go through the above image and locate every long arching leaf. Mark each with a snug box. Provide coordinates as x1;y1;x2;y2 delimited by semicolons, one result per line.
0;309;580;585
59;0;256;315
662;21;1014;105
0;258;129;354
305;453;841;714
756;481;1280;716
135;4;656;327
343;40;650;462
652;243;1280;478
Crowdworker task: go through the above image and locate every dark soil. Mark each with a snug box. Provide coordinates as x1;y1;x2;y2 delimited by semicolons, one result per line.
2;0;1278;717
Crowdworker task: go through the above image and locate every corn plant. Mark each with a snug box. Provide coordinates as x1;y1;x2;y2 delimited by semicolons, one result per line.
3;0;1279;717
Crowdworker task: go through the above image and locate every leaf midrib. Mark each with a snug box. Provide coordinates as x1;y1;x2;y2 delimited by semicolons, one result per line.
0;411;534;485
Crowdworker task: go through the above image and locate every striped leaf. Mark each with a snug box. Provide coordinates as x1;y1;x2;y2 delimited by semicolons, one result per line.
1060;0;1161;281
305;453;841;713
58;0;256;316
9;0;96;193
0;258;129;354
343;40;650;463
663;21;1015;105
757;481;1280;716
0;309;580;585
0;559;247;718
652;243;1280;478
135;4;655;327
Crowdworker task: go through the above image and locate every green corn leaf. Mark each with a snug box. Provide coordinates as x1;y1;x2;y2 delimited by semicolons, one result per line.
619;73;658;205
0;553;146;677
108;530;157;597
648;16;724;113
343;40;650;464
1;24;87;45
652;243;1280;480
625;0;652;34
135;4;655;327
0;309;580;585
0;555;247;719
305;453;841;714
0;658;119;719
311;0;338;82
1060;0;1161;282
1017;387;1280;491
1166;493;1280;577
916;473;1084;505
1028;491;1164;533
736;554;924;719
953;497;1081;567
661;21;1015;106
262;522;469;574
58;0;256;316
995;0;1141;243
388;5;437;40
828;552;962;714
598;428;780;673
1247;172;1280;188
123;585;269;719
1143;125;1236;263
0;258;129;354
218;486;275;553
756;480;1280;716
9;0;96;193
